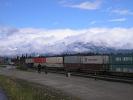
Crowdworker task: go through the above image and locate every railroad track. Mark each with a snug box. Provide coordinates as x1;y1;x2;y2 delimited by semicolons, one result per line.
47;70;133;84
72;73;133;84
26;68;133;84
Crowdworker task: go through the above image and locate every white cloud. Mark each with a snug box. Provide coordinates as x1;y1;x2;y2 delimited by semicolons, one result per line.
63;0;102;10
108;18;126;22
8;47;17;51
111;9;133;15
0;27;133;56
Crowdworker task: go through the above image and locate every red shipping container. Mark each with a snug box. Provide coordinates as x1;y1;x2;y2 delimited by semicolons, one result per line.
33;57;46;63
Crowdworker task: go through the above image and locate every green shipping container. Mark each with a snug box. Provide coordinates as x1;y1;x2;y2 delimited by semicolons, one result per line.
110;64;133;73
109;54;133;65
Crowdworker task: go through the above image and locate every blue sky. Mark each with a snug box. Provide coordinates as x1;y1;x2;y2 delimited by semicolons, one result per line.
0;0;133;29
0;0;133;56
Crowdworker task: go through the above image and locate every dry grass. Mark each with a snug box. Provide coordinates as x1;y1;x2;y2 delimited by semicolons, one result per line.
0;75;79;100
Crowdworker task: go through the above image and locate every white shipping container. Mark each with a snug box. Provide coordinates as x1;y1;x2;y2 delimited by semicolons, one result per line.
46;57;63;64
25;58;33;63
45;63;64;67
81;56;109;64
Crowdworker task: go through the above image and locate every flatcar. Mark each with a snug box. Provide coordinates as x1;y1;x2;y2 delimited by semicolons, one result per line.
64;55;109;74
80;55;109;74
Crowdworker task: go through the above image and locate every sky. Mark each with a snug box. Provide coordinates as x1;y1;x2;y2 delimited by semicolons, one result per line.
0;0;133;56
0;0;133;28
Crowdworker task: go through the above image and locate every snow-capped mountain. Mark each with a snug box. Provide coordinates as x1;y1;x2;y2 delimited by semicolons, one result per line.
1;27;133;56
39;41;133;56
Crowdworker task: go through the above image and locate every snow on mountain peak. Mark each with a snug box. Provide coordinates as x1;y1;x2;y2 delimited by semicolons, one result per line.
0;27;133;56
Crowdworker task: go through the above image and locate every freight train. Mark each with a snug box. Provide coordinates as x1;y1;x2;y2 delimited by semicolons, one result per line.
24;54;133;77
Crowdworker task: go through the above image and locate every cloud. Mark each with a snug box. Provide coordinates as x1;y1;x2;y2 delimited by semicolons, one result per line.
108;18;127;22
8;47;17;51
111;9;133;15
0;27;133;56
62;0;102;10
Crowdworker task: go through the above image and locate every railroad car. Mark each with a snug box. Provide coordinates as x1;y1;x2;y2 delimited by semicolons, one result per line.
109;54;133;72
109;54;133;65
45;57;64;70
64;55;109;74
64;56;81;72
109;54;133;77
110;65;133;73
80;55;109;74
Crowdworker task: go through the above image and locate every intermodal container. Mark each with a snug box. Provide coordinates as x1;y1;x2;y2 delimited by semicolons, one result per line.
46;57;63;64
45;63;64;67
64;56;81;63
110;64;133;73
33;57;46;63
109;54;133;65
81;56;109;64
